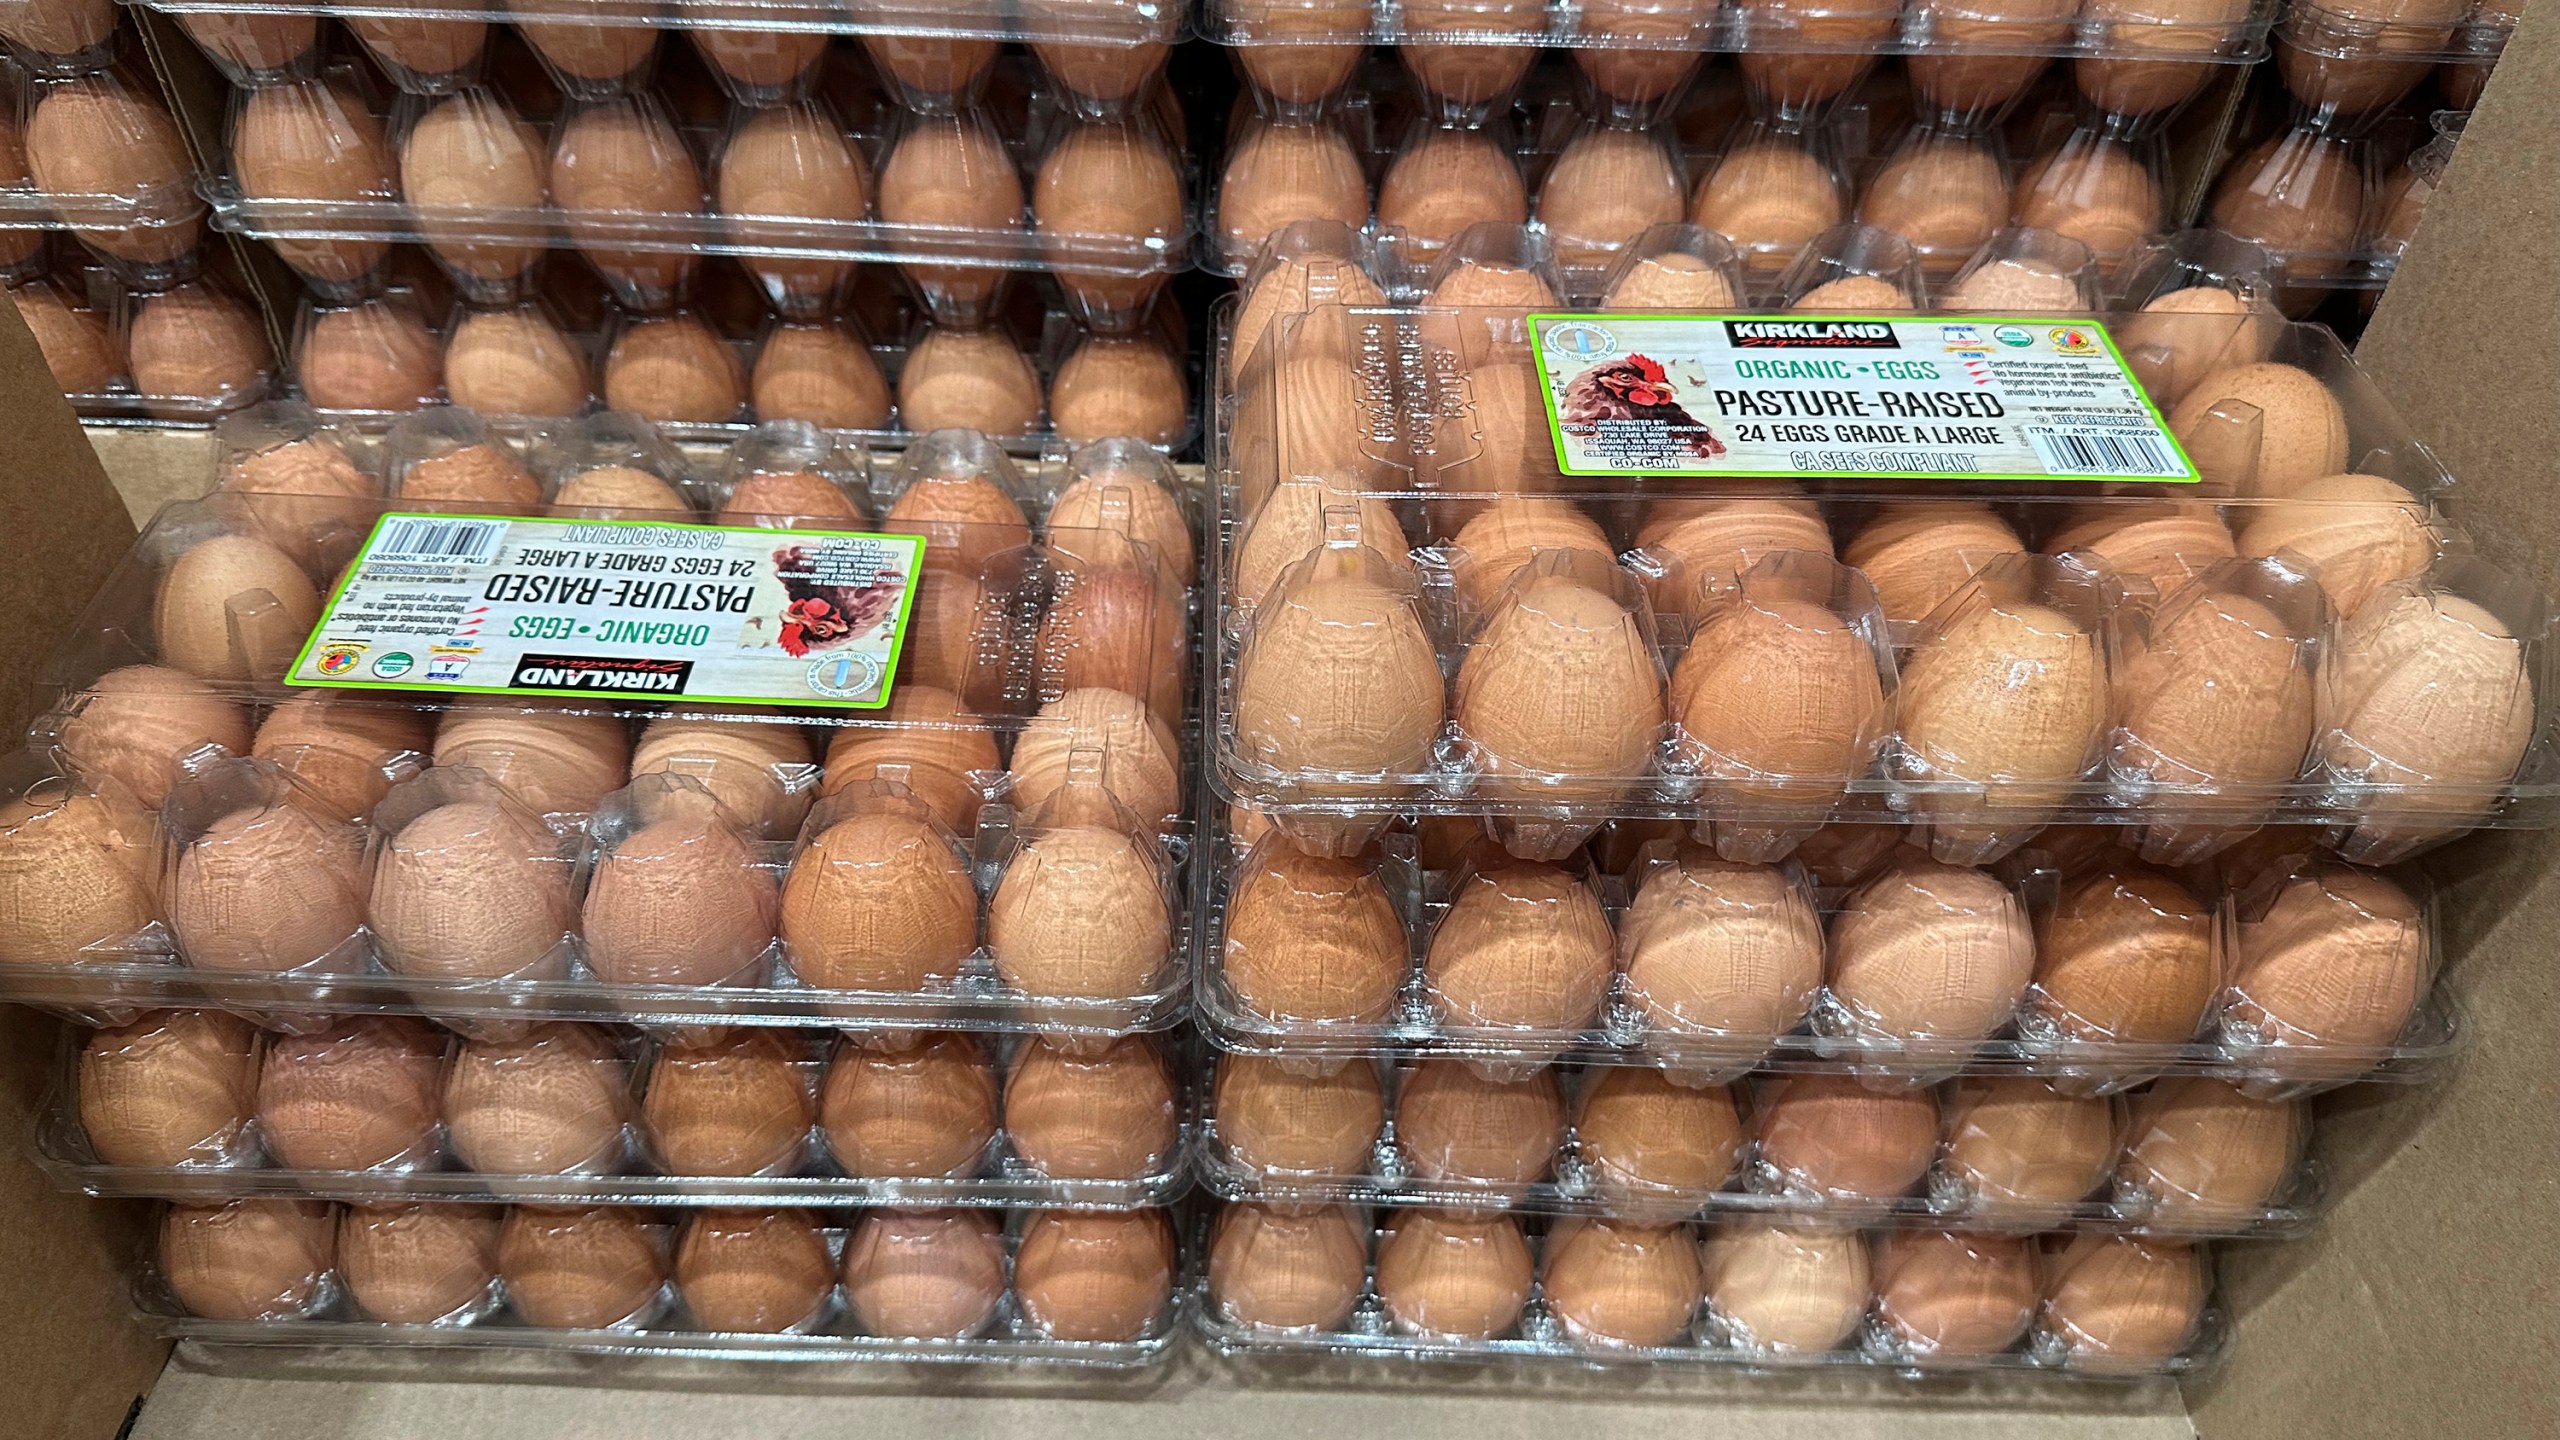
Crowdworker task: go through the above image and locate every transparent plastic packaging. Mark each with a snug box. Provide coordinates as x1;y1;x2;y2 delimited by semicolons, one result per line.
2275;1;2509;117
138;1199;1186;1364
1199;1054;2326;1235
1207;292;2560;858
1194;1202;2227;1374
46;1017;1194;1207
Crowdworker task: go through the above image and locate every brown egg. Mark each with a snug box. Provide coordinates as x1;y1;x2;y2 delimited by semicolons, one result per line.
820;1032;998;1177
24;77;199;263
583;815;778;986
162;1200;334;1320
1936;1078;2117;1216
856;20;997;96
2222;865;2427;1068
443;1024;628;1175
219;437;376;570
1218;120;1368;259
1544;1216;1703;1348
1233;569;1445;797
1232;346;1407;512
1213;1054;1384;1176
1209;1202;1367;1331
2039;1233;2207;1369
718;468;864;530
896;325;1043;438
1394;1059;1563;1185
1898;597;2110;820
604;315;745;424
1755;1072;1940;1199
1860;138;2008;267
1226;0;1368;104
717;103;867;308
1398;0;1541;105
1046;459;1193;578
552;101;703;302
1377;126;1529;251
77;1010;258;1167
643;1029;811;1177
989;825;1172;999
1230;245;1388;374
878;115;1023;313
2171;363;2349;497
1232;475;1413;610
1422;861;1612;1034
1841;504;2024;625
0;0;116;55
1049;336;1189;445
255;1016;445;1171
1375;1208;1533;1339
1004;1033;1179;1181
515;16;659;84
251;696;430;822
444;309;592;418
300;302;443;413
629;715;816;837
400;91;548;285
2111;586;2316;817
339;1203;501;1323
170;800;367;973
346;12;490;82
890;569;1002;700
882;462;1032;577
1022;0;1172;101
1636;495;1830;613
1689;143;1843;264
779;810;979;991
1221;841;1410;1023
1700;1221;1871;1352
1871;1230;2037;1356
433;702;632;814
749;323;891;430
153;533;318;683
498;1205;668;1328
1620;852;1825;1041
1577;0;1715;102
1446;499;1611;613
1035;122;1181;319
1576;1066;1745;1202
55;666;250;808
548;463;693;519
1797;273;1918;311
692;28;827;90
1944;258;2087;314
2317;592;2536;843
1428;261;1560;312
839;1208;1005;1337
2237;474;2432;619
1906;0;2076;112
2209;130;2365;285
2117;1078;2303;1216
1455;573;1664;808
0;786;160;965
129;284;271;415
394;445;538;515
369;800;575;980
2029;866;2218;1046
1674;596;1888;814
1736;5;1893;106
2013;139;2162;270
1539;128;1685;271
674;1209;833;1333
2118;287;2275;408
2276;0;2461;111
821;688;1000;834
1829;861;2036;1042
2075;0;2252;115
2047;503;2234;605
1013;1208;1177;1340
14;282;120;393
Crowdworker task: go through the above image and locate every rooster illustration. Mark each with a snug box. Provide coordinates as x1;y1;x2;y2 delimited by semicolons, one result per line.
772;544;902;658
1559;354;1727;460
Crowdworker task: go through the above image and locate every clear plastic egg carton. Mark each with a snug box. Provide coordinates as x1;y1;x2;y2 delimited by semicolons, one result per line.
1204;285;2560;863
0;53;212;288
138;0;1191;47
40;1013;1196;1208
2204;94;2463;304
134;1198;1191;1366
1195;803;2461;1090
1198;1050;2330;1237
1193;1202;2229;1376
2277;0;2517;113
8;239;280;425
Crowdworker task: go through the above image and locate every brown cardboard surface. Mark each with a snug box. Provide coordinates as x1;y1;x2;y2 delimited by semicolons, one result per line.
2187;11;2560;1438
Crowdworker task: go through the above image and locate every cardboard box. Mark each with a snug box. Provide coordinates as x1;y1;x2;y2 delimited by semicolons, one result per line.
7;18;2559;1439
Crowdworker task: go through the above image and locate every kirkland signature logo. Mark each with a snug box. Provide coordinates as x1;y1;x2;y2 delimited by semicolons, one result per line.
510;654;695;694
1724;321;1902;348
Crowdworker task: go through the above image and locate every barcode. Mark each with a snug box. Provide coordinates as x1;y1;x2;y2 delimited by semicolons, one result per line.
2023;426;2187;478
371;517;505;564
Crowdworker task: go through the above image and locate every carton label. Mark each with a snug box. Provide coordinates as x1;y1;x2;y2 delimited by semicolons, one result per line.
1528;313;2197;483
286;514;923;708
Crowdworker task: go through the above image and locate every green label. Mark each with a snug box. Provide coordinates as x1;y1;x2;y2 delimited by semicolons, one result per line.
1528;313;2198;484
286;514;923;709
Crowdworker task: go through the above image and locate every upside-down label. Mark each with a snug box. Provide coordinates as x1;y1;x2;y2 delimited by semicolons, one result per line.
1528;313;2198;484
286;514;923;708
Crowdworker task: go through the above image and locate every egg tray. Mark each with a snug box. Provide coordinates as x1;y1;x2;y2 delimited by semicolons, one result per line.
138;0;1192;46
132;1200;1194;1368
39;1020;1200;1210
1196;1055;2329;1237
1188;1205;2231;1377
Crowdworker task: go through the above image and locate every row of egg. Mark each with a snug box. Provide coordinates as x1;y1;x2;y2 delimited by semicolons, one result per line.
1210;1058;2311;1228
2275;0;2520;115
2207;107;2445;292
7;261;276;417
0;68;203;272
289;287;1193;438
1208;1203;2213;1367
223;78;1191;319
160;1198;1179;1343
77;1011;1185;1186
1213;835;2433;1082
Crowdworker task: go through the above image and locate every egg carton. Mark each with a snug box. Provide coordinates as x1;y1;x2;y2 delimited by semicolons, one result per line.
8;240;280;424
134;1198;1192;1366
1204;291;2560;859
0;58;212;288
41;1015;1200;1209
1197;1053;2331;1236
1195;807;2462;1091
138;0;1192;47
1191;1203;2230;1376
